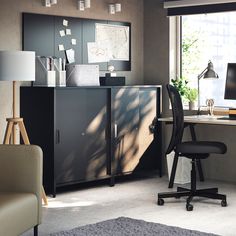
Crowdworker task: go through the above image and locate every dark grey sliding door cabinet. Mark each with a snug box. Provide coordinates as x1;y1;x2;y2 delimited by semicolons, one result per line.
20;86;162;197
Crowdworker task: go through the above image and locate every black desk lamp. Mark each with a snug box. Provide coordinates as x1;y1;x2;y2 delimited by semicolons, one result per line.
197;61;219;114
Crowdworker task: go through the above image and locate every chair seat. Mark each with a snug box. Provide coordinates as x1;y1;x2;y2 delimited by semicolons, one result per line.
176;141;227;157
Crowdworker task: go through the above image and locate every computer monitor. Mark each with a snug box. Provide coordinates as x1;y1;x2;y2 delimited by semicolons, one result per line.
224;63;236;100
222;63;236;119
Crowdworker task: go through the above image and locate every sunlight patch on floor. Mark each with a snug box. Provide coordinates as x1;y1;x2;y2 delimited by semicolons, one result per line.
44;198;96;208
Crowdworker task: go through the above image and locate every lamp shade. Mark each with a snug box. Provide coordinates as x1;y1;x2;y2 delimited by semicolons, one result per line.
0;51;35;82
203;61;219;79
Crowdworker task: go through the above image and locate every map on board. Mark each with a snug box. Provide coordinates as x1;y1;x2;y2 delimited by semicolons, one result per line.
87;42;112;63
87;23;130;63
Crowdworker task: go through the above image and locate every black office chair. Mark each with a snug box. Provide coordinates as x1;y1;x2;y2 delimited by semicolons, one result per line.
157;84;227;211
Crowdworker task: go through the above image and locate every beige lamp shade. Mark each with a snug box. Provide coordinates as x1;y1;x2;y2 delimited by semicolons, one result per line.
0;51;35;82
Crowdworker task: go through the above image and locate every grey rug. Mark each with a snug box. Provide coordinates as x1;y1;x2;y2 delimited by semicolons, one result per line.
50;217;220;236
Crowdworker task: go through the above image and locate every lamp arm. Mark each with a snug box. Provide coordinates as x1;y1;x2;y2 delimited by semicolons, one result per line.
197;67;207;80
197;76;200;115
197;67;207;115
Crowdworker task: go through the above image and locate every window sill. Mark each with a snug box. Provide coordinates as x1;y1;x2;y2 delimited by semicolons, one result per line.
182;106;229;115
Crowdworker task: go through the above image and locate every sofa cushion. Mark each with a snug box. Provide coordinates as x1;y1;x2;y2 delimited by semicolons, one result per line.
0;192;38;236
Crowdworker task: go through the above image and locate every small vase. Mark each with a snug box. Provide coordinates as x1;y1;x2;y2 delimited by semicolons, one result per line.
189;101;196;111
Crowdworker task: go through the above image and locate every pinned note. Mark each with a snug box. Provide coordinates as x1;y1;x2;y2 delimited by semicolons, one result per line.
66;49;75;63
58;44;65;51
66;29;71;35
71;39;77;45
59;30;65;37
63;19;68;27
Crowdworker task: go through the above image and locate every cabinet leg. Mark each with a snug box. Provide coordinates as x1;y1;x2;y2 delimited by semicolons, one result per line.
52;187;56;198
109;176;115;187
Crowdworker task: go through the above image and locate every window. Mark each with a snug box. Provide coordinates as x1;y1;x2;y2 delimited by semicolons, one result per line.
181;12;236;108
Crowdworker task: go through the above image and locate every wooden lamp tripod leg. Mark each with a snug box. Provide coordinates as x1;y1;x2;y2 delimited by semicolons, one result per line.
3;118;48;206
3;121;14;144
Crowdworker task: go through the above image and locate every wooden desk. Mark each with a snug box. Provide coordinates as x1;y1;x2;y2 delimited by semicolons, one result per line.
159;115;233;188
159;115;236;126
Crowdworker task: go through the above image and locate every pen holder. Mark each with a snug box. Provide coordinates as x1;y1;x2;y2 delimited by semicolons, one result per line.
35;57;56;87
56;70;66;87
34;70;56;87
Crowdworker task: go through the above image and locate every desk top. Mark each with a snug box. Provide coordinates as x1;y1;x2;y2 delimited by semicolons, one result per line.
159;115;236;126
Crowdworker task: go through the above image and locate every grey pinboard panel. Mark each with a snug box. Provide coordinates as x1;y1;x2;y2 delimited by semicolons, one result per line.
23;13;54;57
23;13;131;71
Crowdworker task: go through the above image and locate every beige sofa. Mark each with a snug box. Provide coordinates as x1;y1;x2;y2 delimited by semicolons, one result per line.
0;145;42;236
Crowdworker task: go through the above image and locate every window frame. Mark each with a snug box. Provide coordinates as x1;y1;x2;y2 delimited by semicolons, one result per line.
169;15;230;114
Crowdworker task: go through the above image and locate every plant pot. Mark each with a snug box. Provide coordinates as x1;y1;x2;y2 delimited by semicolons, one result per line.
189;101;197;111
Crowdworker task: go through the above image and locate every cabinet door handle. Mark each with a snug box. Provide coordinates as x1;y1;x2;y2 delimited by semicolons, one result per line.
114;124;118;138
56;130;60;144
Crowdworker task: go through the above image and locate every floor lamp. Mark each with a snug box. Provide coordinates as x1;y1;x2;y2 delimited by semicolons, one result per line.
197;60;219;115
0;50;48;205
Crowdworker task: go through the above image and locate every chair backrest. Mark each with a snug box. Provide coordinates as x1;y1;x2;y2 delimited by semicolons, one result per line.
166;84;185;154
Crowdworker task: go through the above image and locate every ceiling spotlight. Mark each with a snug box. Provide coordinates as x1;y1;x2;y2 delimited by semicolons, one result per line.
78;0;91;11
115;3;121;12
51;0;57;5
109;3;121;14
43;0;57;7
43;0;51;7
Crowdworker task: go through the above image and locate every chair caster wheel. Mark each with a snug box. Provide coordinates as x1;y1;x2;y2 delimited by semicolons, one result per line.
186;204;193;211
221;199;227;207
157;198;164;206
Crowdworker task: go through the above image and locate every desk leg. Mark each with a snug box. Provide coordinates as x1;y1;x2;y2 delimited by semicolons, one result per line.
189;124;204;182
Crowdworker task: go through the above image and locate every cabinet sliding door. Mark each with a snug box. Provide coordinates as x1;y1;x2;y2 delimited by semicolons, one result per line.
55;89;86;184
55;88;108;185
111;88;140;175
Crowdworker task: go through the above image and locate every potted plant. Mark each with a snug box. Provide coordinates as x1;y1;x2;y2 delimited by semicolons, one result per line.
171;77;189;99
186;88;198;110
171;77;198;110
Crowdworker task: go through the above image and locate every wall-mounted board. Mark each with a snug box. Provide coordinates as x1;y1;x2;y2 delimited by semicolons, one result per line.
22;13;131;71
